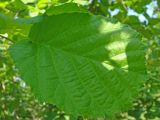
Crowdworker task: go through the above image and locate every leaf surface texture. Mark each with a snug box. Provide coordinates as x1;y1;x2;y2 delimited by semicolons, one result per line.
10;12;146;117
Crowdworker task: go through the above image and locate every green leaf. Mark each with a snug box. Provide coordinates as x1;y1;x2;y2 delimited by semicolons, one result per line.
9;13;147;118
0;13;43;35
21;0;37;4
46;3;88;16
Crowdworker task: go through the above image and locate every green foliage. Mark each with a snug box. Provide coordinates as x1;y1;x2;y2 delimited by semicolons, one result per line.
9;9;147;117
0;0;160;120
0;36;63;120
0;13;30;36
46;3;88;15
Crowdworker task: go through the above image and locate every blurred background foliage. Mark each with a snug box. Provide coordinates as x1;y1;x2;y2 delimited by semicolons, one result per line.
0;0;160;119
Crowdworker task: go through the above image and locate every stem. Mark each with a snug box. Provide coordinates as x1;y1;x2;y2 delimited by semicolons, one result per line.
0;34;14;43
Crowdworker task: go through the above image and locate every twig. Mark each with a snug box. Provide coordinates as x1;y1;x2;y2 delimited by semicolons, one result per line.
120;0;128;11
0;34;14;43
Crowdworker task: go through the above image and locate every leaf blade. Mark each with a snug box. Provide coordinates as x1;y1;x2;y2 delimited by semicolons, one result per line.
10;12;147;117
